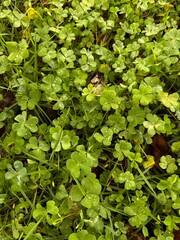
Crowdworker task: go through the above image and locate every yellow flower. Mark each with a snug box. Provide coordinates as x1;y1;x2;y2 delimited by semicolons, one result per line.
26;7;38;19
143;155;155;168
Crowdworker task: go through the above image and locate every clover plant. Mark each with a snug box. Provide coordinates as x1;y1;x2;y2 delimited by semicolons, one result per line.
0;0;180;239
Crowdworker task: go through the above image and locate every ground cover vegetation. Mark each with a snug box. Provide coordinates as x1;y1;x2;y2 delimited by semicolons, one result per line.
0;0;180;239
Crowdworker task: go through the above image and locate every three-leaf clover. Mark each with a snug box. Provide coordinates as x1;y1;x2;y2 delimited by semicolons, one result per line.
124;193;150;228
127;106;146;127
69;230;96;240
6;39;29;64
50;126;79;151
113;140;132;161
66;147;98;178
100;88;121;111
80;173;102;208
143;113;165;136
94;126;113;146
5;161;28;190
12;111;39;138
158;92;179;112
118;171;136;190
26;136;50;161
159;155;177;174
106;113;126;134
132;84;154;106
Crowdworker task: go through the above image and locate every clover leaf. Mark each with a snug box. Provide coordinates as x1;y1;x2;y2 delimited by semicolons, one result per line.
172;197;180;213
132;84;154;106
113;140;132;161
46;200;59;215
81;194;100;208
79;49;97;72
33;203;46;220
0;55;9;74
57;47;76;68
143;113;166;136
82;84;96;101
159;155;177;174
100;88;121;111
157;174;180;201
12;111;38;138
16;83;41;110
3;131;25;154
6;39;29;64
50;126;79;151
70;185;84;202
94;126;113;146
5;161;28;190
40;74;62;96
106;113;126;134
0;111;8;128
118;171;136;190
26;136;50;161
124;194;150;228
171;141;180;153
158;92;179;112
127;106;146;127
69;230;96;240
81;173;102;195
164;215;180;231
66;147;98;178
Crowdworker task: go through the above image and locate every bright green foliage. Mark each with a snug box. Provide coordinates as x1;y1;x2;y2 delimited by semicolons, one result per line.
171;141;180;153
0;0;180;239
158;92;179;112
12;111;38;138
69;230;96;240
157;174;180;201
82;84;96;101
99;88;121;111
0;56;9;74
113;140;132;161
94;126;113;146
5;161;28;191
6;39;29;64
127;106;146;127
159;155;177;174
112;169;136;190
143;113;166;136
16;83;41;110
66;146;98;178
106;112;126;133
49;126;79;151
124;192;151;228
164;215;180;231
0;112;8;128
132;84;154;106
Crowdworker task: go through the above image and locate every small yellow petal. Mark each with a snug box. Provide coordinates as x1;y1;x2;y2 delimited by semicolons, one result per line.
26;7;38;19
143;155;155;168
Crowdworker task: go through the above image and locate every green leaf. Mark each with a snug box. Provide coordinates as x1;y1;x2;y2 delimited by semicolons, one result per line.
81;193;99;208
171;141;180;153
159;155;177;174
46;200;59;215
94;126;113;146
143;113;165;136
25;115;39;133
118;171;136;190
70;185;84;202
132;84;154;106
66;148;98;178
158;92;179;112
100;88;121;111
81;173;102;195
69;230;96;240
